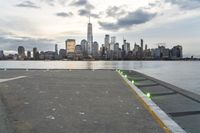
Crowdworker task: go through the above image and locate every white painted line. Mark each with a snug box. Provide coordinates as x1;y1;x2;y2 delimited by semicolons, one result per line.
119;72;186;133
0;76;27;83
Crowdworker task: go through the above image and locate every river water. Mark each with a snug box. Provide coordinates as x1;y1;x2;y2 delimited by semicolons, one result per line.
0;61;200;95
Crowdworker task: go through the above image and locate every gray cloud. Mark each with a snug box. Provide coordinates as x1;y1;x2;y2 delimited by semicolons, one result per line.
78;9;99;18
56;12;73;17
0;33;55;51
16;1;40;8
106;6;126;18
99;9;157;31
70;0;94;10
165;0;200;10
39;0;68;6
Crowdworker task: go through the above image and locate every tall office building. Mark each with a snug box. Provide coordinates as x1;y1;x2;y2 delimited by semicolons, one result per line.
141;39;144;51
75;45;83;59
110;36;116;51
81;39;88;56
18;46;25;60
55;44;58;55
114;43;119;59
66;39;76;59
27;51;31;59
92;41;99;58
123;39;130;55
87;18;93;55
33;47;39;60
140;39;144;58
33;47;37;59
104;34;110;51
66;39;76;53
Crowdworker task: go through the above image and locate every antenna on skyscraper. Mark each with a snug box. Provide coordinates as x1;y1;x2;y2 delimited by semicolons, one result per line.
89;15;90;23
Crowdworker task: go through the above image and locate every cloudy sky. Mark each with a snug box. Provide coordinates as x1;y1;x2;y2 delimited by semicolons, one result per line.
0;0;200;57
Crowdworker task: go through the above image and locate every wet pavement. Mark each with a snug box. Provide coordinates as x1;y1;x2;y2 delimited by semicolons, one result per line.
0;70;164;133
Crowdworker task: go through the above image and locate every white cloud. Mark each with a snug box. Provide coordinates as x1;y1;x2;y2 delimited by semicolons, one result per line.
0;0;200;55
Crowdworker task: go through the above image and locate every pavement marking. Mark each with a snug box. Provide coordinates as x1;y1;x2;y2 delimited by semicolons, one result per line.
116;71;186;133
0;76;27;83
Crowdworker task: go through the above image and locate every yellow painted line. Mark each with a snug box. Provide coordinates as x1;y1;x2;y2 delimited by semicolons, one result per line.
116;70;186;133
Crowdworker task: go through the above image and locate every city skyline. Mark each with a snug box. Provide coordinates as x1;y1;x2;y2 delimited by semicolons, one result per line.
0;0;200;57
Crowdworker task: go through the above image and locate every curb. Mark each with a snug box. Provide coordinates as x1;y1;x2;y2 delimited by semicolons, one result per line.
116;70;186;133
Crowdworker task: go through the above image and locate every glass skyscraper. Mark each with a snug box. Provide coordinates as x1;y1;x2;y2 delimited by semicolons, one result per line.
87;18;93;55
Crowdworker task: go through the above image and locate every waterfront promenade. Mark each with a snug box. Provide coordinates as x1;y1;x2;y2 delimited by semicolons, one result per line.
0;70;164;133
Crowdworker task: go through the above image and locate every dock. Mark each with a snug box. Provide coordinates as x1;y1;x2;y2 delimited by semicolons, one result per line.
0;69;198;133
0;69;164;133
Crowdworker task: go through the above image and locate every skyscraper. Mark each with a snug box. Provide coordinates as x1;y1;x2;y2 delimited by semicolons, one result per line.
33;47;39;60
55;44;58;55
81;39;88;56
141;39;144;59
104;34;110;51
87;17;93;55
141;39;144;51
110;36;116;51
92;41;99;58
33;47;37;59
27;51;31;59
18;46;25;60
66;39;76;59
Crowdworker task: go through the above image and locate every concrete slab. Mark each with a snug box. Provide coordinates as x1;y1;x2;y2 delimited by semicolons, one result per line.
152;94;200;113
173;114;200;133
0;70;164;133
134;80;157;86
140;85;174;94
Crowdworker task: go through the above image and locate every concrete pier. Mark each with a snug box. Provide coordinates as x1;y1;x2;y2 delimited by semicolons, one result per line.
0;70;164;133
121;70;200;133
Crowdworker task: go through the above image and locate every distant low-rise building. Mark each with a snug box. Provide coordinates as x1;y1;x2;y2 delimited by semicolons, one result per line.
39;51;45;60
171;45;183;59
45;51;55;60
59;49;66;59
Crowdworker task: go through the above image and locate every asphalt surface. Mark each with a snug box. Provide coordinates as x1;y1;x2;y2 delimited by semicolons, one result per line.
0;70;164;133
122;70;200;133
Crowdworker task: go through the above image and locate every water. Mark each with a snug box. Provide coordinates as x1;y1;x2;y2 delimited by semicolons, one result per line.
0;61;200;95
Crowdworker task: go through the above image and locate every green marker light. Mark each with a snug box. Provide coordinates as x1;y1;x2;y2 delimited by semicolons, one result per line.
124;75;127;78
131;80;135;84
146;92;151;99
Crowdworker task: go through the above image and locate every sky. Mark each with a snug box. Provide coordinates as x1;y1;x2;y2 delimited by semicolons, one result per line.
0;0;200;57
